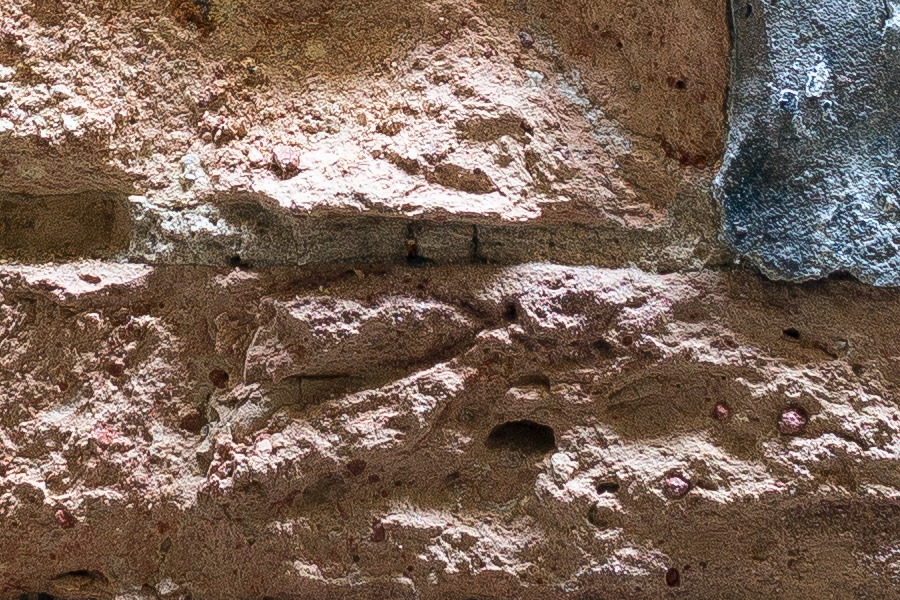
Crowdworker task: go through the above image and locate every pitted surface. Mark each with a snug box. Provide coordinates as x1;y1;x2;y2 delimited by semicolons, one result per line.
2;2;900;600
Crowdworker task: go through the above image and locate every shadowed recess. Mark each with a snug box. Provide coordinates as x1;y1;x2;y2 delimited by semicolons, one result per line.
0;193;132;261
486;420;556;454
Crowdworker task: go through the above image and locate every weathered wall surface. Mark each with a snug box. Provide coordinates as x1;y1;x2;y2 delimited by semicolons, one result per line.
0;0;730;268
1;1;900;600
4;265;900;600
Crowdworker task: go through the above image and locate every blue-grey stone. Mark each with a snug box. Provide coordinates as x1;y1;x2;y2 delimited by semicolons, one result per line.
716;1;900;285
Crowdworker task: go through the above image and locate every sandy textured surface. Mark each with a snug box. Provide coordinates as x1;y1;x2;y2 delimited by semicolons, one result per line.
2;2;899;600
3;264;900;600
0;0;727;258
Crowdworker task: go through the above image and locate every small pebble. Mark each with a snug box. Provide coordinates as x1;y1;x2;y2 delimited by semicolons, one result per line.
370;520;386;542
711;402;731;422
518;31;535;48
271;144;301;179
778;407;808;435
55;508;76;529
662;473;691;499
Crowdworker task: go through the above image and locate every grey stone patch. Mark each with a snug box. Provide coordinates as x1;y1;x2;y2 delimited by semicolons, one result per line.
115;191;726;272
716;1;900;285
408;221;477;265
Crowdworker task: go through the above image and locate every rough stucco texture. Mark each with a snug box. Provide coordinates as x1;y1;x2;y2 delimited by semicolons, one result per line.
5;265;900;600
716;1;900;285
2;1;900;600
0;0;729;268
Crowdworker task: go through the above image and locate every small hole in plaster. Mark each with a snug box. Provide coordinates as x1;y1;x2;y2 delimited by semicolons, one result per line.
208;369;229;388
486;420;556;454
596;481;620;494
